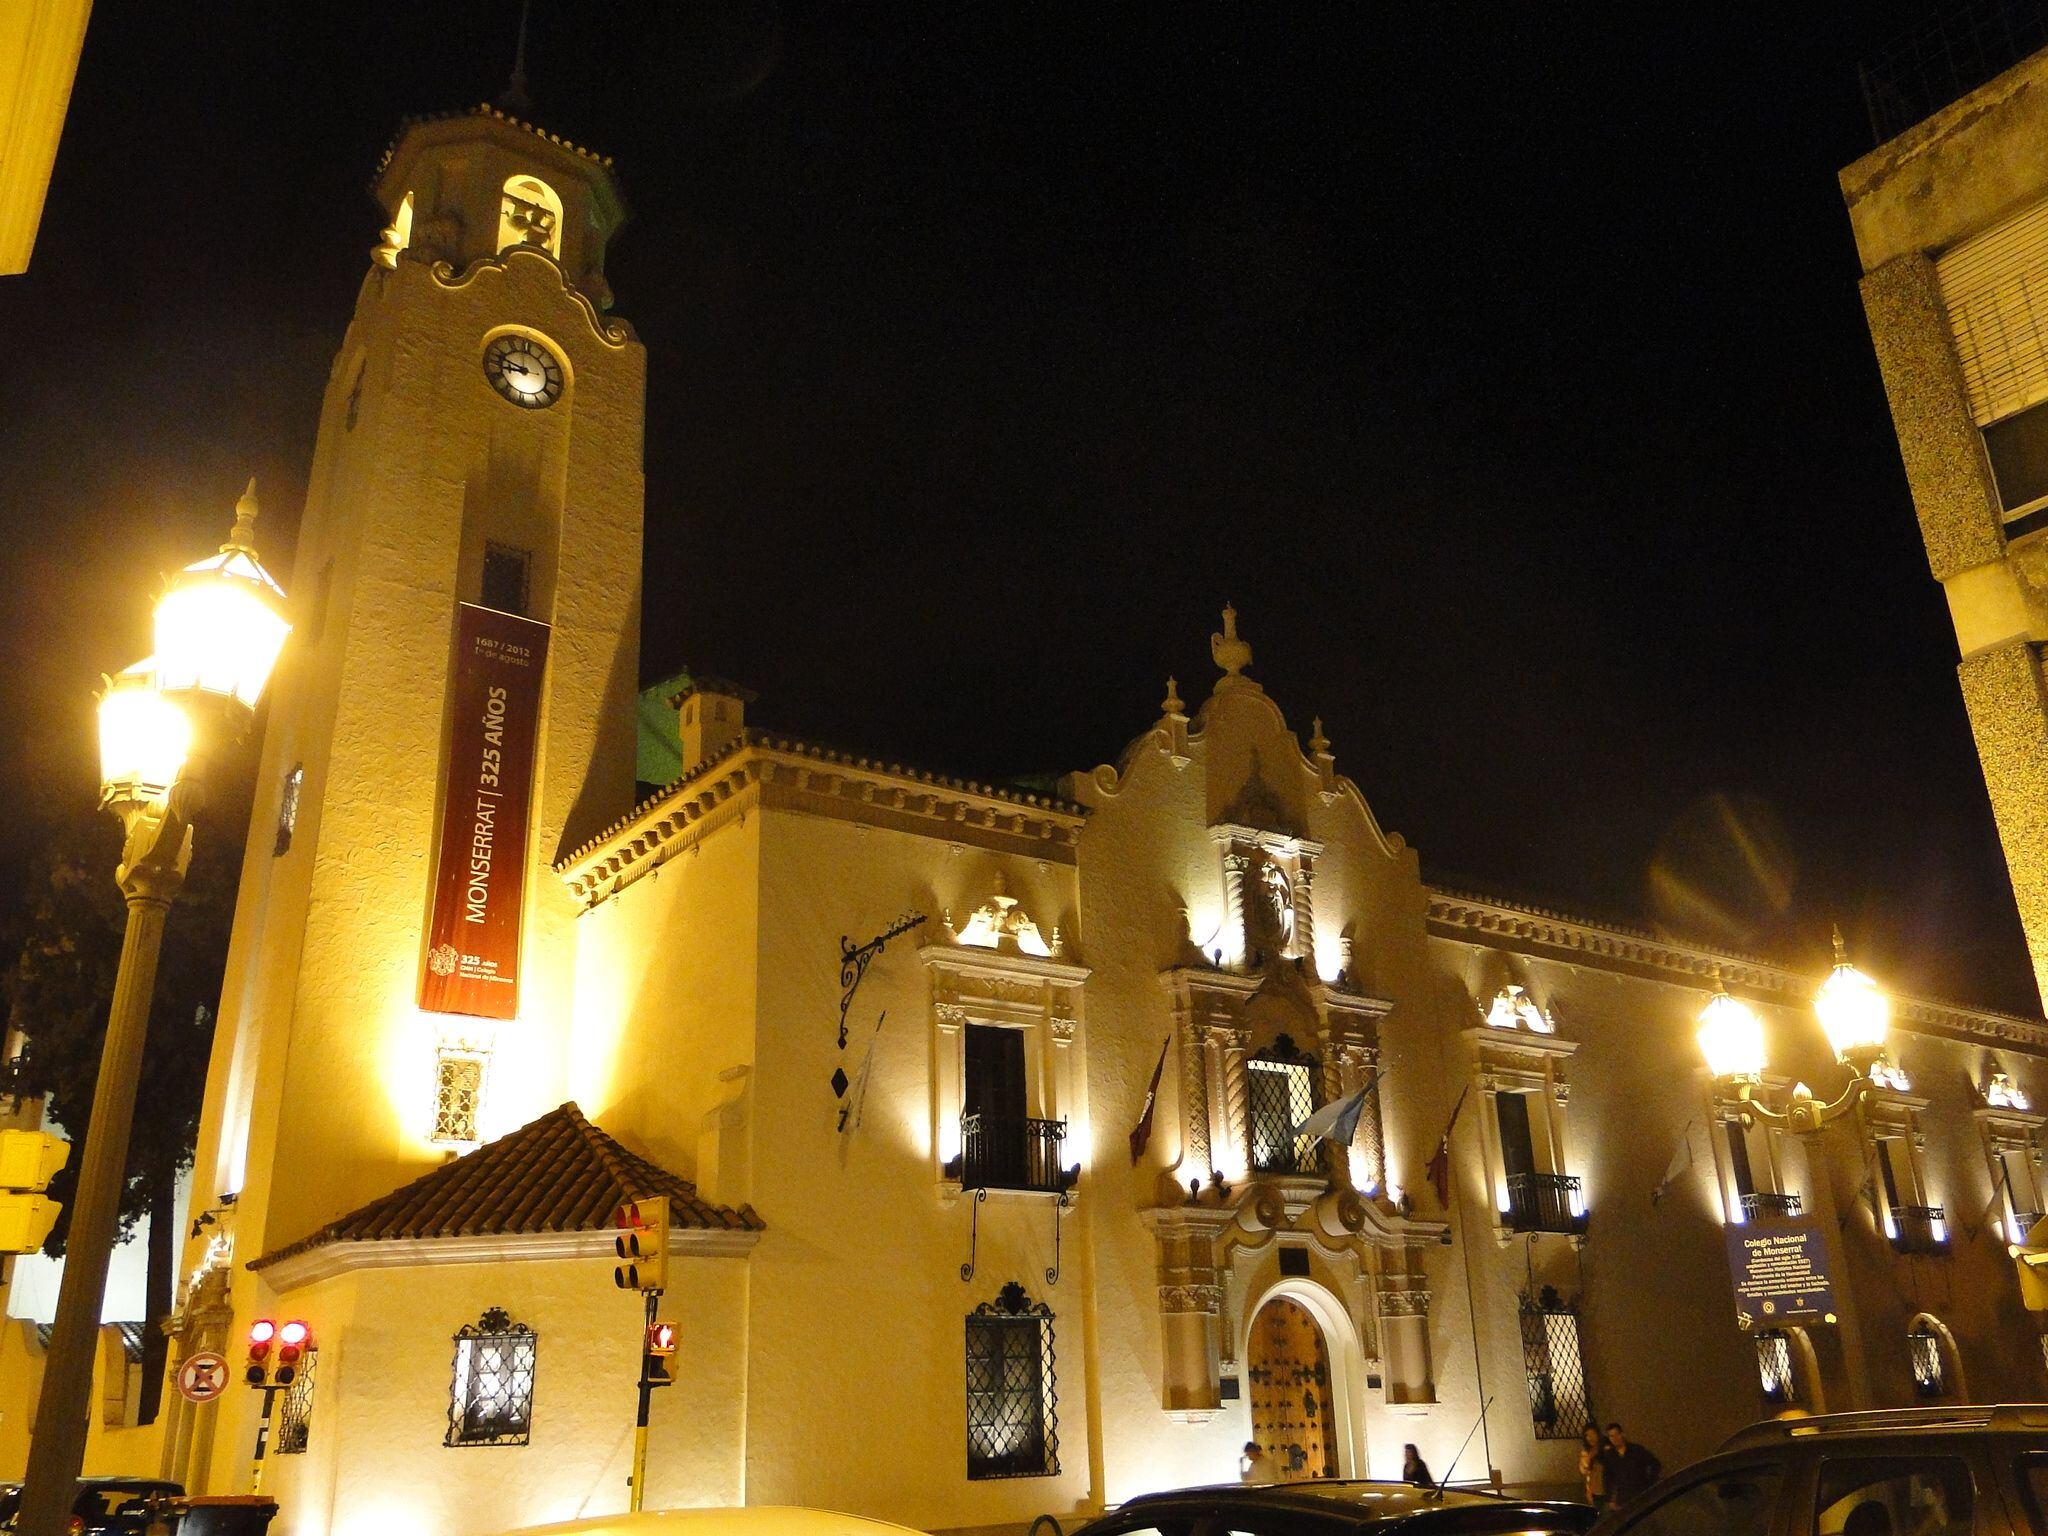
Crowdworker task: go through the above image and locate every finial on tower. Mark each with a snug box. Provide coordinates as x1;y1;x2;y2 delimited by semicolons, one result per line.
225;477;260;555
1831;923;1848;964
1309;717;1330;757
1162;676;1185;717
1211;603;1252;678
500;0;536;115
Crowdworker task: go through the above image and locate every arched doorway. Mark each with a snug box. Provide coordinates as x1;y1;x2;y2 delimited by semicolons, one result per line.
1248;1294;1339;1478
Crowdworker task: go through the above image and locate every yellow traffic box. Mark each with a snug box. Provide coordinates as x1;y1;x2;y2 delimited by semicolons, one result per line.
0;1192;61;1254
0;1130;68;1194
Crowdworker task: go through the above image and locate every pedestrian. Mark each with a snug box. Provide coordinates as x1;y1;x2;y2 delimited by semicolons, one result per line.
1402;1443;1434;1487
1602;1422;1663;1510
1240;1439;1282;1484
1579;1424;1608;1510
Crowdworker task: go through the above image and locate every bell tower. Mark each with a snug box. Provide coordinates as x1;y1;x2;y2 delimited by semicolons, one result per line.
180;104;646;1331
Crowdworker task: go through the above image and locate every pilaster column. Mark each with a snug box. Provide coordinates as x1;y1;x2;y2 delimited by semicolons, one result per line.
1293;855;1316;963
1221;1028;1251;1178
1181;1020;1212;1181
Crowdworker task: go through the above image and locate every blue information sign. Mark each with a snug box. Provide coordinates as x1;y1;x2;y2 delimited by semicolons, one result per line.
1725;1219;1836;1329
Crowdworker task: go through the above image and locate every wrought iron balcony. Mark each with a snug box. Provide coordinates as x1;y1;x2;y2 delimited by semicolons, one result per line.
959;1113;1074;1195
1505;1172;1588;1236
1889;1203;1949;1255
1739;1191;1803;1221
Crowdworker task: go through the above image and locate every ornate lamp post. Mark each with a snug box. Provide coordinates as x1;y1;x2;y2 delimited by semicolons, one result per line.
18;483;287;1536
1696;928;1892;1132
1694;926;1891;1411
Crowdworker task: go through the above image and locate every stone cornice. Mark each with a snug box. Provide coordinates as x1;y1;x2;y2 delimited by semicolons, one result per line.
1427;887;2048;1053
252;1225;760;1295
920;943;1091;988
559;732;1086;906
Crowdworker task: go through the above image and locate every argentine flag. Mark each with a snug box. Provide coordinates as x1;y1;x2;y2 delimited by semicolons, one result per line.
1293;1070;1384;1148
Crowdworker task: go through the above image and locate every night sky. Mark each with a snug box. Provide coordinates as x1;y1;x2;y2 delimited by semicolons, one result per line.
1;4;2034;1014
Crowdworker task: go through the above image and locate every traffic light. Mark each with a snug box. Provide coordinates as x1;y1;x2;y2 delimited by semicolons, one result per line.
245;1319;275;1386
645;1320;676;1387
0;1129;68;1255
612;1196;669;1292
275;1320;311;1386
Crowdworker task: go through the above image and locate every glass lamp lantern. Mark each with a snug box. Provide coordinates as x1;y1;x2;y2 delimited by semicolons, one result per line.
1696;985;1767;1083
1814;926;1889;1070
97;660;191;806
152;481;290;712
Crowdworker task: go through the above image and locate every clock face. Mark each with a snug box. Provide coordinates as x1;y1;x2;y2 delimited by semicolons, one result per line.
482;334;564;409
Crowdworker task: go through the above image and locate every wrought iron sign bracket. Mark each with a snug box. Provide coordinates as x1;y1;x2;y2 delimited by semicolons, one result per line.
838;912;926;1049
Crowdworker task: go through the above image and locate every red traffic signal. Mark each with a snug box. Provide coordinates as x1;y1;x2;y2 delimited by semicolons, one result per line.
245;1318;276;1386
275;1319;312;1385
645;1320;676;1387
612;1196;670;1292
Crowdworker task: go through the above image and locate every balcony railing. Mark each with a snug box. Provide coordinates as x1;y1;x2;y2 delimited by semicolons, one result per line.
960;1113;1073;1194
1505;1173;1588;1236
1889;1203;1949;1255
2012;1209;2046;1243
1740;1191;1803;1221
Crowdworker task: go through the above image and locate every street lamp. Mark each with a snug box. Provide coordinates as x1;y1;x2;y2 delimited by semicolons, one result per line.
1696;927;1891;1134
18;481;287;1536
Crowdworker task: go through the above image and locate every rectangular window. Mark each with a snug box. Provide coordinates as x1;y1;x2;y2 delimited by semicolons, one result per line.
276;1348;317;1454
1815;1456;1971;1536
433;1052;485;1145
1985;398;2048;526
481;543;531;616
965;1287;1057;1480
447;1310;537;1448
1726;1119;1757;1197
1518;1289;1588;1441
274;764;303;857
1247;1058;1317;1174
962;1025;1030;1189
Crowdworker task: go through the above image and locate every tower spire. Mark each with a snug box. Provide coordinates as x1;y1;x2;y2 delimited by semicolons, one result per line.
500;0;535;115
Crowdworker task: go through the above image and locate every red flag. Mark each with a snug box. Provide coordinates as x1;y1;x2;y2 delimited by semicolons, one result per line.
1426;1086;1470;1208
1128;1036;1171;1164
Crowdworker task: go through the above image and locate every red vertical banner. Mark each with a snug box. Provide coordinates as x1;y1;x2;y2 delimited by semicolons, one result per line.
420;602;551;1019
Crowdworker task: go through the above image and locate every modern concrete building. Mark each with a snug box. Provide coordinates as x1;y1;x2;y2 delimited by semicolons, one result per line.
11;95;2048;1536
1844;35;2048;1013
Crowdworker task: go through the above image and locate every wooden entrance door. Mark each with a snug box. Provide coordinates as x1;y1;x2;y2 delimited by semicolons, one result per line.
1247;1295;1338;1478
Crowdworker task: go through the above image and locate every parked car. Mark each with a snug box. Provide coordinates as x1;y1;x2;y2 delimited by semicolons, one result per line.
1068;1481;1597;1536
0;1476;186;1534
1589;1404;2048;1536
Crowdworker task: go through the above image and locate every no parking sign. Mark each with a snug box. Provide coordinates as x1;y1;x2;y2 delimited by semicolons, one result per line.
176;1350;228;1404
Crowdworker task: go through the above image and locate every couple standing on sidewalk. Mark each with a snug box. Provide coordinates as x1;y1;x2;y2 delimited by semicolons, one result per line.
1581;1422;1662;1512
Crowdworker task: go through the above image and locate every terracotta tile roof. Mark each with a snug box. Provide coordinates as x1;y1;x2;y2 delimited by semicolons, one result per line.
250;1102;761;1271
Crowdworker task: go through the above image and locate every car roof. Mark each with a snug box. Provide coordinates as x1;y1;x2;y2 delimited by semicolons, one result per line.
1720;1405;2048;1453
1107;1480;1579;1519
497;1508;929;1536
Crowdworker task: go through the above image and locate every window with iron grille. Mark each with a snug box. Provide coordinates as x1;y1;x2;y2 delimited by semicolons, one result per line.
1756;1331;1796;1407
1247;1035;1319;1175
446;1309;537;1447
966;1281;1057;1480
276;1347;317;1454
433;1051;485;1145
1909;1328;1945;1399
1519;1287;1589;1441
